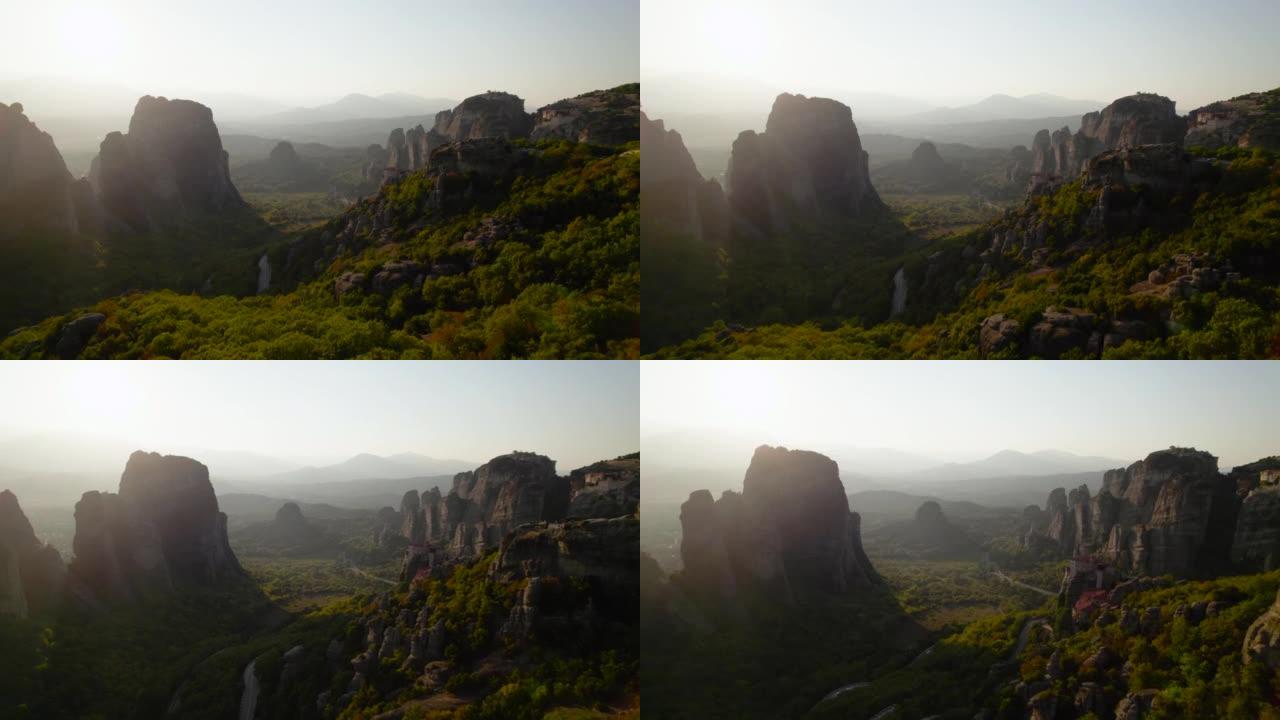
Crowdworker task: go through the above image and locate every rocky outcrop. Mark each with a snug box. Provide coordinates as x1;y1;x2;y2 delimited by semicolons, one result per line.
680;446;880;608
89;96;245;232
490;515;639;638
0;490;66;617
1231;460;1280;571
727;94;881;237
0;101;99;237
566;454;639;519
530;84;640;146
433;92;533;142
1028;93;1184;185
68;451;242;603
1243;589;1280;669
1024;448;1239;577
1185;88;1280;152
639;112;728;248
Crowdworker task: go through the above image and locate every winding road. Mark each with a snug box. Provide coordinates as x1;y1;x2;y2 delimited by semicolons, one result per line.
992;569;1056;598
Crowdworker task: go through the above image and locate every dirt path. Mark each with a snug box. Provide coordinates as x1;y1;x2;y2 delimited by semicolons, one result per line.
348;565;397;586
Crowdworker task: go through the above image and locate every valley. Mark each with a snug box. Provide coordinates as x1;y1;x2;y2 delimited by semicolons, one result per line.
0;83;641;359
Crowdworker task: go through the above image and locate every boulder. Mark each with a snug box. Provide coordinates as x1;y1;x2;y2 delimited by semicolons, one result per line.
1243;589;1280;669
55;312;106;359
979;314;1020;356
1028;307;1095;359
1114;689;1159;720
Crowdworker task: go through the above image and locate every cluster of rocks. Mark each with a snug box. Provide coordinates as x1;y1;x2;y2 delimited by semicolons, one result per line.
1244;588;1280;670
1027;93;1185;188
373;87;639;184
339;590;451;709
1132;251;1240;301
391;452;639;581
68;451;243;604
0;490;66;618
679;446;880;612
1022;447;1276;577
979;307;1156;359
727;93;882;239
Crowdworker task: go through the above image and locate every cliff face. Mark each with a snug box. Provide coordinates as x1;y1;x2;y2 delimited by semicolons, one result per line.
1231;461;1280;571
679;445;880;608
1027;94;1184;187
727;93;881;238
89;96;245;232
1186;88;1280;152
1025;447;1242;577
0;102;98;237
0;490;66;617
639;112;728;248
69;451;242;603
530;85;640;146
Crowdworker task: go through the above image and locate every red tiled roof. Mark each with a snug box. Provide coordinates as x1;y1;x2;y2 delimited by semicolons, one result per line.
1074;589;1107;612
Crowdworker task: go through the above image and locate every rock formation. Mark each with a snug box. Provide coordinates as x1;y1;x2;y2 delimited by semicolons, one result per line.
679;446;880;608
0;101;100;237
1185;88;1280;152
1027;93;1184;187
1230;460;1280;571
396;452;638;582
727;94;882;238
432;91;533;142
1243;589;1280;670
530;84;640;146
639;112;728;248
68;451;242;603
89;96;245;232
1024;447;1240;577
566;453;639;519
0;490;66;617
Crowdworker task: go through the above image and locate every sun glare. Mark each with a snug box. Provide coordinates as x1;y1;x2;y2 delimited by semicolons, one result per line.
57;3;130;70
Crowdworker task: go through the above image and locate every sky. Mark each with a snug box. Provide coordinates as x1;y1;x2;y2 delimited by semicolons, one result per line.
641;0;1280;111
0;361;638;472
642;361;1280;473
0;0;638;109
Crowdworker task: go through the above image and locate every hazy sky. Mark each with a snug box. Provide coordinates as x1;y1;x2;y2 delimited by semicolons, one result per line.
0;362;637;471
642;0;1280;110
1;0;638;108
642;361;1280;471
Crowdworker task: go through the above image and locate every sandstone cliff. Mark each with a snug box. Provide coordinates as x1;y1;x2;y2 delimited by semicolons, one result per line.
68;451;242;603
530;84;640;146
1027;93;1184;187
1025;447;1241;577
679;445;880;608
89;96;245;232
1186;87;1280;152
727;94;881;238
1230;459;1280;571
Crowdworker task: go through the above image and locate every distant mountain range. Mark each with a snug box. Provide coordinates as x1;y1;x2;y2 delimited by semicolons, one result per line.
901;93;1103;124
899;448;1125;483
254;452;475;485
256;92;456;125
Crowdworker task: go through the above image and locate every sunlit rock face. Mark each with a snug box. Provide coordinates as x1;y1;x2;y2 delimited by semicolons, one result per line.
69;451;242;603
530;85;640;146
89;96;245;231
727;93;881;238
1185;88;1280;152
679;445;881;608
1026;447;1241;577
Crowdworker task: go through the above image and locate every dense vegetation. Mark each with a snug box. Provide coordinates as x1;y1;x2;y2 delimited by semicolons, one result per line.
2;139;639;359
651;147;1280;359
